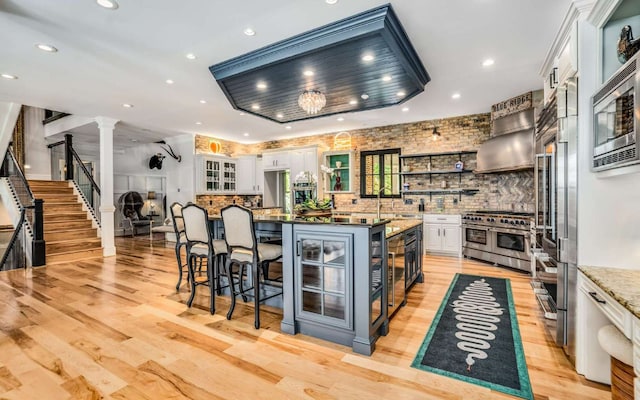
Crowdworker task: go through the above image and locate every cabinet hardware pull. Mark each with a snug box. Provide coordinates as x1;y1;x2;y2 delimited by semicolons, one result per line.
588;291;606;304
443;229;446;237
438;228;440;236
296;241;301;257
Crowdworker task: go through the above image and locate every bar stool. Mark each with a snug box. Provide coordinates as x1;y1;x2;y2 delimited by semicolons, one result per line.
169;202;188;291
221;205;282;329
598;324;635;400
181;203;228;314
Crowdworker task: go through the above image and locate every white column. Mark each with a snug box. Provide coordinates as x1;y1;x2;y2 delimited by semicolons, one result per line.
95;116;119;257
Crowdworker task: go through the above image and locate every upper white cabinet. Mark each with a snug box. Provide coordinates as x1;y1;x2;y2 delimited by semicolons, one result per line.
196;154;237;194
236;155;263;195
540;5;586;104
262;151;290;171
290;146;319;178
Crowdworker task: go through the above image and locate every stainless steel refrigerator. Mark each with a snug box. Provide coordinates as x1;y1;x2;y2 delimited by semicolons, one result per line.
534;78;578;362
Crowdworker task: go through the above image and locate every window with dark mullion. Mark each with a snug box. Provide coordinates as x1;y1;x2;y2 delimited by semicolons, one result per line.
360;148;401;198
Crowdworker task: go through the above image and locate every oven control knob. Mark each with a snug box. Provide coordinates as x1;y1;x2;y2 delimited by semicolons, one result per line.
500;219;506;223
510;220;515;225
520;220;526;225
488;218;494;222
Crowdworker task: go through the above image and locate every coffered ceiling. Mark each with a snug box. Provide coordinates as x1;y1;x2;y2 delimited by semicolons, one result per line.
0;0;572;146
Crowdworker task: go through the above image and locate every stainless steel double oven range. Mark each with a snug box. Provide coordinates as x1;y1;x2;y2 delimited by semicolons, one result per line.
462;211;534;272
533;78;578;362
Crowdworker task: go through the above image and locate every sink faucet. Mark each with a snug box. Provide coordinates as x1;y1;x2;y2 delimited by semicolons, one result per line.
376;185;388;219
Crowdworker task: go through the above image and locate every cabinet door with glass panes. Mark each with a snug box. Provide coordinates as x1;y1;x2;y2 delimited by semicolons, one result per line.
295;231;352;330
198;155;237;194
322;151;353;193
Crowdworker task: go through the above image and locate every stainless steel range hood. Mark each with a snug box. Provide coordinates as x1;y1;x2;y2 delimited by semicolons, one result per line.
475;108;535;174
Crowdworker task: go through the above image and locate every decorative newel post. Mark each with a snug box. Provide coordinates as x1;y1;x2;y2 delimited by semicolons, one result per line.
64;134;73;181
32;199;46;266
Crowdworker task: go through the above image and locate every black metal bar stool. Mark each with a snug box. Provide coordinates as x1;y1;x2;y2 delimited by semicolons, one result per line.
221;205;282;329
169;202;189;291
182;203;228;314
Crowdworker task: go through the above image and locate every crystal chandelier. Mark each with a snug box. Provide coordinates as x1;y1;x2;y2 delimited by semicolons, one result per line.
298;90;326;114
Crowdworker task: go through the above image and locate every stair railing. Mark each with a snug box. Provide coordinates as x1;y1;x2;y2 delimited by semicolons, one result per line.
48;134;101;224
0;144;45;268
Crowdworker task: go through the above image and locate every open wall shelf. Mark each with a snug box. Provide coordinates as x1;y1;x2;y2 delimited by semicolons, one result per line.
400;151;478;201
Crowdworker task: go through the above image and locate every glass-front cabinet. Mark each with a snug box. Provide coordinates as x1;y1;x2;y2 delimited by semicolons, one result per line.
296;232;351;329
322;151;353;193
283;222;389;356
197;155;237;194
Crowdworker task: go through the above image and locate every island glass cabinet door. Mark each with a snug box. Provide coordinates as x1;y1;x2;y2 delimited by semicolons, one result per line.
295;232;353;330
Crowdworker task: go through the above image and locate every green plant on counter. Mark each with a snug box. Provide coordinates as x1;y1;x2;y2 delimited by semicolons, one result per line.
294;198;332;213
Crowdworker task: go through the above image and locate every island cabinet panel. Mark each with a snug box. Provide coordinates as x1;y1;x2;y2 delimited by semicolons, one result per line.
404;225;423;289
295;231;353;330
280;222;389;356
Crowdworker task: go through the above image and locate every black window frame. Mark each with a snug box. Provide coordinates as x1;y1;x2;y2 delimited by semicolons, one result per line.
359;148;402;199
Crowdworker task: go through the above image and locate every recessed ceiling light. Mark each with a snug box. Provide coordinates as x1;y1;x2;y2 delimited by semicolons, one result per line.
397;91;405;97
96;0;118;9
402;107;409;112
251;104;260;110
256;82;267;90
36;44;57;53
303;70;314;77
361;94;369;100
362;54;374;62
165;79;174;84
24;164;31;169
483;58;495;67
337;117;344;121
1;74;18;80
243;132;250;137
130;139;138;142
276;113;284;119
285;126;292;130
326;0;338;4
244;28;256;36
195;121;202;125
199;99;207;104
185;53;196;60
382;75;392;82
452;93;461;99
349;100;358;105
122;103;133;108
239;112;245;116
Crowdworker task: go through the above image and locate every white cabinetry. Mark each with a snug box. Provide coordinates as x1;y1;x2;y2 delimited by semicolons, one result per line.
423;214;461;256
196;154;237;194
262;151;290;170
236;155;263;195
290;146;319;178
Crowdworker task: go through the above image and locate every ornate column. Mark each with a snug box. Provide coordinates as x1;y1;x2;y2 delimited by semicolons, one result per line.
95;116;119;257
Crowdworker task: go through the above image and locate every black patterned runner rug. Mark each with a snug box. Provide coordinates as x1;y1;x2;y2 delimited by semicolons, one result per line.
411;274;532;399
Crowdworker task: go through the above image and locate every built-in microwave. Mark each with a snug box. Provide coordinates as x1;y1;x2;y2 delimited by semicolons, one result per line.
592;51;640;171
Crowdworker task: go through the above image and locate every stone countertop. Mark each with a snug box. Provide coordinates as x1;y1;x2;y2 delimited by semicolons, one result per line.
385;219;422;238
578;266;640;319
209;213;390;227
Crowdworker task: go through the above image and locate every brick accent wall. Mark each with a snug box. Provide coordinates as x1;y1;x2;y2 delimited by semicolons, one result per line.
194;113;535;214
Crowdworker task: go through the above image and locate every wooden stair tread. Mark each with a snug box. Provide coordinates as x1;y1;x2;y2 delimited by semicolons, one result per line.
46;237;102;244
45;248;103;264
29;180;103;263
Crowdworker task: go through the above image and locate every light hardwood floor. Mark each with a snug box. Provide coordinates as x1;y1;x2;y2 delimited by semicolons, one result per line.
0;238;610;399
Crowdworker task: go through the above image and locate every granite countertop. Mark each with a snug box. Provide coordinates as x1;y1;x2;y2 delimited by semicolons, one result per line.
209;213;390;227
578;266;640;319
385;219;422;238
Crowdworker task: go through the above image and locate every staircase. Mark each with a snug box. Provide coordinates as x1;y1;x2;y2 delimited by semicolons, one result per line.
28;180;102;264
